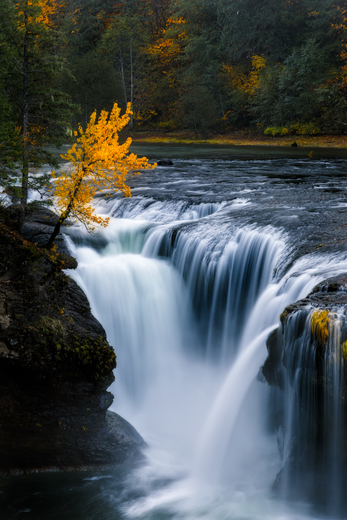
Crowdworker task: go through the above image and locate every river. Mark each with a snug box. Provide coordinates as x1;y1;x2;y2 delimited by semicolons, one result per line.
2;144;347;519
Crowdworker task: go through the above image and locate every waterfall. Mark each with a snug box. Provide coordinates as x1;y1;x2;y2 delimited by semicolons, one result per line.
93;195;223;223
63;194;347;518
192;255;346;485
274;305;347;514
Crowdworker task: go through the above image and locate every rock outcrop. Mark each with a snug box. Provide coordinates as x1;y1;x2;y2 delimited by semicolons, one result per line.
0;205;145;474
262;275;347;504
156;159;173;166
263;275;347;395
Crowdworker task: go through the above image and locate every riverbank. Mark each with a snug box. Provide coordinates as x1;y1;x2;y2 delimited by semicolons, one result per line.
129;130;347;148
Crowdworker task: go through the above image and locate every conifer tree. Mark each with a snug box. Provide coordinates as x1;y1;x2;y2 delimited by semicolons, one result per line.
0;0;76;205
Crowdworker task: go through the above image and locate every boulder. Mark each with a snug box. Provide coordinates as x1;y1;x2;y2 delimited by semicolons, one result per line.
157;159;173;166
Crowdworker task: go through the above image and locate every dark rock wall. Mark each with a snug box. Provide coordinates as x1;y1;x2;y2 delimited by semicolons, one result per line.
0;206;144;474
262;276;347;508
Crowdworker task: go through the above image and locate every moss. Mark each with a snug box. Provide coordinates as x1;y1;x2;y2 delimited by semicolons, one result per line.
22;316;116;383
36;316;65;337
342;341;347;360
280;309;289;324
311;310;330;349
55;336;117;382
0;210;116;387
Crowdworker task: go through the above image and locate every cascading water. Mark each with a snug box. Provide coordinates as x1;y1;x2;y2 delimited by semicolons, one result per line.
2;150;342;520
269;303;347;516
4;151;347;520
61;187;347;519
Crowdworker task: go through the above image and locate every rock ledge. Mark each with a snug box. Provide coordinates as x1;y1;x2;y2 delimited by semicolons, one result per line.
0;205;144;474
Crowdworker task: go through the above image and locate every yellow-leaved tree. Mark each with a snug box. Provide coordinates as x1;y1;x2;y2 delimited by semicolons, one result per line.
46;103;155;248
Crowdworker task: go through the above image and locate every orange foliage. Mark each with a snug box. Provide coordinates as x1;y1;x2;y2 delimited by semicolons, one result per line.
52;103;156;231
15;0;66;30
146;14;186;68
329;5;347;98
36;0;66;27
147;35;184;70
222;55;266;97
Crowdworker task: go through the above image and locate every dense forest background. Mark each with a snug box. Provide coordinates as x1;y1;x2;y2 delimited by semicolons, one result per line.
2;0;347;143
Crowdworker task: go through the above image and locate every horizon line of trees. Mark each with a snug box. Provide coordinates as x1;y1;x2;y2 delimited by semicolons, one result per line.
61;0;347;135
2;0;347;160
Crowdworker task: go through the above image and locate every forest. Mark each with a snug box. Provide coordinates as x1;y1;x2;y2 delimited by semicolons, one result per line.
1;0;347;151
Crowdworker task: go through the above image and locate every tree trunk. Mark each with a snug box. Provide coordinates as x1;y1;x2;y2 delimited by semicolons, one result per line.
45;172;84;249
45;216;64;249
130;38;133;130
21;6;29;206
219;92;225;118
119;38;127;107
156;0;160;33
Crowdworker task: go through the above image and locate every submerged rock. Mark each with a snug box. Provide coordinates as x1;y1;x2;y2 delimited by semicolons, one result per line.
157;159;173;166
0;205;145;474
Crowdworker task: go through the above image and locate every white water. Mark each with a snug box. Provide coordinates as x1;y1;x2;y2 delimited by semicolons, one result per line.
65;196;347;520
276;303;347;515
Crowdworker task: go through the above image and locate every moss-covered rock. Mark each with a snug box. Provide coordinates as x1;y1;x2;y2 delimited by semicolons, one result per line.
0;206;144;474
263;275;347;502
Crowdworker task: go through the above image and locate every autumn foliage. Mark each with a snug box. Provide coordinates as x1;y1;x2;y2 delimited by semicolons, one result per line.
46;103;155;248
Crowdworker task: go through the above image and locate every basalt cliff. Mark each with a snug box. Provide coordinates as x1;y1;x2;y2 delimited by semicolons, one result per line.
262;276;347;502
0;205;144;475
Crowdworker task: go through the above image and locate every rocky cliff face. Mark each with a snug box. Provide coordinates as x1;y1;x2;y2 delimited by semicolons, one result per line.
263;275;347;397
262;276;347;502
0;205;144;474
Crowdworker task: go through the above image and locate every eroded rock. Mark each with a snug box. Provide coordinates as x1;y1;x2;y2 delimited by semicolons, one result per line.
0;206;145;474
262;274;347;503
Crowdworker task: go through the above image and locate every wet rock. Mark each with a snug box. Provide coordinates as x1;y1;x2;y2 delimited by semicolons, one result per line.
263;275;347;503
262;329;285;390
263;274;347;392
0;205;145;474
157;159;173;166
20;207;71;255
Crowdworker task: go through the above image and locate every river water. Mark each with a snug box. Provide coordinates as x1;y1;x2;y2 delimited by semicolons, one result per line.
2;144;347;519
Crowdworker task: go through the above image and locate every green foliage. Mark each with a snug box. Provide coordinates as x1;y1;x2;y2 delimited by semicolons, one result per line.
59;0;347;134
1;0;347;154
253;38;335;129
217;0;339;64
264;127;289;137
0;0;77;204
277;39;328;122
0;0;22;187
292;122;321;135
99;13;148;128
60;51;120;128
264;122;321;136
157;120;177;131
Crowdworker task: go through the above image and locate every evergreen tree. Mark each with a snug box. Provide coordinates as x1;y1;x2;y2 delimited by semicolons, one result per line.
0;0;76;205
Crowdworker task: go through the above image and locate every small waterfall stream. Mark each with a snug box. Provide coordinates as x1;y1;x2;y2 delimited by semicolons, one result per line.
272;304;347;515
